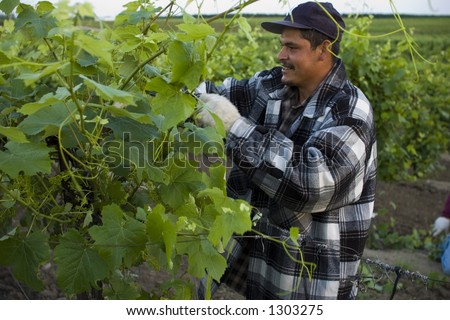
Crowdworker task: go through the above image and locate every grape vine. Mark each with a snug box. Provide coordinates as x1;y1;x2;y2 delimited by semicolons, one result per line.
0;0;259;299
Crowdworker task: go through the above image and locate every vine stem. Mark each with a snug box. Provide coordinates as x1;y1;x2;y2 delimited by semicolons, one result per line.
251;229;316;279
120;45;168;91
313;0;434;79
205;0;260;24
36;175;59;207
143;0;176;35
68;24;86;134
205;0;261;61
0;182;70;224
120;0;261;91
120;2;178;92
43;27;87;135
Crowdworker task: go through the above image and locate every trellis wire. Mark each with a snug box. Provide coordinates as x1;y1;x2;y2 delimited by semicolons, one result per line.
362;258;431;300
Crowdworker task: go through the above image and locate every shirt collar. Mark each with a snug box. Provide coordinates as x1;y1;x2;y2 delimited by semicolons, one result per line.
303;59;347;118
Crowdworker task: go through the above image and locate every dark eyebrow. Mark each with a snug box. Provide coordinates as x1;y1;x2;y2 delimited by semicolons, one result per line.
280;40;299;47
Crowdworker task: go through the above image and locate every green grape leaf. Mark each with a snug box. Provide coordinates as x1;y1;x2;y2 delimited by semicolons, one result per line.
19;87;71;115
208;111;226;138
103;117;161;178
1;18;14;33
0;141;52;178
159;161;205;209
89;204;147;268
152;91;193;129
142;164;168;184
146;204;177;269
17;101;76;136
200;188;252;247
105;116;159;141
54;229;109;295
206;164;227;191
73;1;95;18
9;79;33;100
14;6;57;38
160;279;193;299
112;25;141;43
103;271;141;300
174;200;200;221
17;61;68;86
168;40;205;89
80;75;135;106
237;16;256;45
75;34;114;68
128;8;152;24
105;106;153;125
176;23;215;41
0;50;11;64
0;126;29;143
147;77;196;131
76;50;98;67
105;180;128;205
182;10;196;24
0;188;19;209
36;1;55;15
0;231;50;291
176;238;227;281
183;122;225;156
0;0;20;15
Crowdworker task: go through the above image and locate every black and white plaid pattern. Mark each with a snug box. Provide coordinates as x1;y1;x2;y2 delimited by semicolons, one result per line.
198;60;377;300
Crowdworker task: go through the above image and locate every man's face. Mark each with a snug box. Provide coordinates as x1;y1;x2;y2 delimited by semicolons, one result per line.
277;28;322;89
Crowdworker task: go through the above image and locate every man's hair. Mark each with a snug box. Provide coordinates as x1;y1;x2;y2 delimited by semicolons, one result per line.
299;29;341;58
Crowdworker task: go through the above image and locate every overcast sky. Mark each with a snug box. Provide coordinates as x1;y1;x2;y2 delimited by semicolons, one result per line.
18;0;450;18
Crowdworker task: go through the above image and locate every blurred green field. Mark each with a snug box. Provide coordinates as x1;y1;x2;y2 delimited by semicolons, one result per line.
243;15;450;54
353;16;449;54
162;14;449;55
246;15;450;34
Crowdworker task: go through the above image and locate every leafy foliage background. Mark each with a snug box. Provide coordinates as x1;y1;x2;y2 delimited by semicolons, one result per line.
0;0;253;299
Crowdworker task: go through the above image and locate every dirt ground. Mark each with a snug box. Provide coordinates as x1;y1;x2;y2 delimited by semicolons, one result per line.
1;155;449;300
357;154;450;300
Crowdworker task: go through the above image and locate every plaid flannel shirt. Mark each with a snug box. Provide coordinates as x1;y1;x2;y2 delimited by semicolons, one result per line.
199;59;377;299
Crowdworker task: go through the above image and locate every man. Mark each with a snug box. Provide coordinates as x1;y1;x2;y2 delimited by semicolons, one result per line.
196;1;377;299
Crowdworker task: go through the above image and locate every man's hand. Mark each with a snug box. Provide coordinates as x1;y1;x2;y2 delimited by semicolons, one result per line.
432;216;450;237
196;94;241;132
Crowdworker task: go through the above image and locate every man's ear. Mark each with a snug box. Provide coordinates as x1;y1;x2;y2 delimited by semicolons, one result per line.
319;40;332;60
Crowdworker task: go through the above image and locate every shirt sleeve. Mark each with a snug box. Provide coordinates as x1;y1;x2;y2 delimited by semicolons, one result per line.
226;112;376;214
442;194;450;219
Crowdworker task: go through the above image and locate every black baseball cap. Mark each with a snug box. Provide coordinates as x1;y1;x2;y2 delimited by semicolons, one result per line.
261;2;345;40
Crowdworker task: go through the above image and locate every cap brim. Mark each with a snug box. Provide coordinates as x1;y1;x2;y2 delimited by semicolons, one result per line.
261;21;313;34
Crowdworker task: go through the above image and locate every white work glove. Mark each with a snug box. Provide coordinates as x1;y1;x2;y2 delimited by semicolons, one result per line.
432;217;450;237
196;94;241;132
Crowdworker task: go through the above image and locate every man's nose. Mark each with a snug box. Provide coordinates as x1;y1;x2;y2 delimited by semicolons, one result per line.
278;46;288;61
